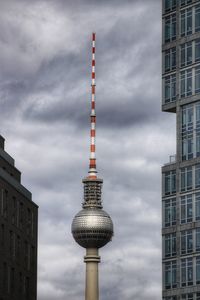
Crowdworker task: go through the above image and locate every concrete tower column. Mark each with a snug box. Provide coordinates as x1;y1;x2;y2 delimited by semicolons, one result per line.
84;248;100;300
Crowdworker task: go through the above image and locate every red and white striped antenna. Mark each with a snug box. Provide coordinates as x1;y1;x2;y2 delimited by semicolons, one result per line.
88;32;97;179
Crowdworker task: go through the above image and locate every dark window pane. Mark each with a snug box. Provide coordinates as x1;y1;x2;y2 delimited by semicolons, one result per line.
165;77;170;102
187;9;192;35
165;17;171;42
181;11;186;36
187;42;192;65
195;66;200;94
165;0;170;11
195;39;200;62
196;5;200;33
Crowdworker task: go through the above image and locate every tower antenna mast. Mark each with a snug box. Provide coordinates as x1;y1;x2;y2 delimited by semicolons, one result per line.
89;32;97;179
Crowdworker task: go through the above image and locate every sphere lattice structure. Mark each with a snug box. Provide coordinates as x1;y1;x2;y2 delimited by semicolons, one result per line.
72;208;113;249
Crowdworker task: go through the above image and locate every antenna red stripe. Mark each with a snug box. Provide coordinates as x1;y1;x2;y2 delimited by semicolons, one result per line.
91;145;95;152
91;130;95;137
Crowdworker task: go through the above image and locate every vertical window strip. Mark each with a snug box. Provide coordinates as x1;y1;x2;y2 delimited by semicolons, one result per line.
165;14;176;43
164;198;176;227
164;74;176;103
164;171;176;195
195;4;200;33
165;260;177;289
181;194;193;224
165;233;177;257
164;0;176;13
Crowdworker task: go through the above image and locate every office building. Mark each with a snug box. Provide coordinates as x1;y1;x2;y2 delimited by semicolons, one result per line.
0;135;38;300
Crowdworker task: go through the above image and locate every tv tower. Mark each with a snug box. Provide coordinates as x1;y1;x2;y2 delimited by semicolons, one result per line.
71;33;114;300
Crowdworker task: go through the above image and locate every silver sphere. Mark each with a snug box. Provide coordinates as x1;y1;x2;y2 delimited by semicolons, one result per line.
71;208;113;249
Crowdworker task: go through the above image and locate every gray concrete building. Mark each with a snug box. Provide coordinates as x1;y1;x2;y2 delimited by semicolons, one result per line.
0;135;38;300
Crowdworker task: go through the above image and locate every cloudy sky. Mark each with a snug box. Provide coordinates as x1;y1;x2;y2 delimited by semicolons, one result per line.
0;0;176;299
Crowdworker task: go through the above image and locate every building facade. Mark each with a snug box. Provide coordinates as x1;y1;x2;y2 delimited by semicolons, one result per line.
0;135;38;300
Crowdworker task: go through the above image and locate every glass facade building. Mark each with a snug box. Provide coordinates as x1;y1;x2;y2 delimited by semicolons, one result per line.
162;1;200;299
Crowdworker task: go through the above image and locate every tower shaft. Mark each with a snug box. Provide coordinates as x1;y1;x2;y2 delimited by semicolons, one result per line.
84;248;100;300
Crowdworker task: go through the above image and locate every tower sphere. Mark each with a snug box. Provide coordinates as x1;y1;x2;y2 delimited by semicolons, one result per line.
72;208;113;249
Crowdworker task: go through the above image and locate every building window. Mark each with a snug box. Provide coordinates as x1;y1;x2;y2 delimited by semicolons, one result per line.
181;256;200;286
181;8;192;36
195;66;200;94
10;268;15;294
9;230;15;258
181;230;193;254
195;164;200;188
182;104;193;160
31;246;35;270
165;14;176;43
164;0;176;12
19;272;23;295
180;66;200;99
1;223;5;248
165;47;176;72
196;228;200;252
164;171;176;195
164;297;177;300
31;211;34;237
197;293;200;300
181;5;200;36
182;102;200;160
25;241;30;271
164;74;176;103
181;166;192;191
195;192;200;221
180;0;192;6
181;294;193;300
0;190;2;216
1;190;8;219
181;257;193;287
181;194;193;224
16;235;21;260
197;104;200;157
165;260;177;289
164;198;176;227
19;202;24;229
3;262;8;293
195;39;200;62
27;208;31;236
195;5;200;33
11;197;17;225
181;68;192;98
25;276;30;298
181;42;192;67
165;233;176;257
197;256;200;284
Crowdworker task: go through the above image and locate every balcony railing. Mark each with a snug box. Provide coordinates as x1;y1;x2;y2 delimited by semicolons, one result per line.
164;154;176;166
